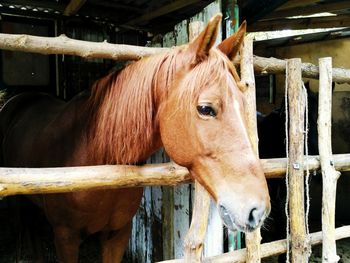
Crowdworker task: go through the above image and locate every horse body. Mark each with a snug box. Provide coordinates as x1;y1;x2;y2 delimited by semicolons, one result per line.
0;15;270;262
1;92;145;262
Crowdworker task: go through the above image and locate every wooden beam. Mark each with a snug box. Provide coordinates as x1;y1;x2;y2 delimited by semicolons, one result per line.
184;21;210;263
0;0;124;25
63;0;87;16
318;57;341;263
263;1;350;21
247;55;350;84
0;33;166;60
287;58;309;262
249;14;350;32
241;37;262;263
253;29;350;54
260;154;350;179
275;0;320;11
87;0;143;13
241;0;289;24
0;154;349;197
124;0;203;26
157;225;350;263
1;32;350;83
0;0;66;11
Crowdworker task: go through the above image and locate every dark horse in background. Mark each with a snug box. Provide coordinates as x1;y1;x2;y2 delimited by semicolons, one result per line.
258;82;350;260
0;16;270;263
258;82;318;245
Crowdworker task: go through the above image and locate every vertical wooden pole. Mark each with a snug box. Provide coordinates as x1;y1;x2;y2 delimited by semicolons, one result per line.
287;58;309;262
318;57;341;263
173;20;191;260
223;0;242;252
241;37;261;263
184;21;211;263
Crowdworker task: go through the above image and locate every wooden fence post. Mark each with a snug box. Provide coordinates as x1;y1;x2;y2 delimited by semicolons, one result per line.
287;58;309;262
241;37;261;263
183;20;211;263
318;57;341;263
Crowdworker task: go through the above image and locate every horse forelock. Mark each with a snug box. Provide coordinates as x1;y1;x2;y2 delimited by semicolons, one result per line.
168;49;239;120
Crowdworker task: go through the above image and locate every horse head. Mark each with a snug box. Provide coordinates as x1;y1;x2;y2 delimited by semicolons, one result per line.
159;15;270;232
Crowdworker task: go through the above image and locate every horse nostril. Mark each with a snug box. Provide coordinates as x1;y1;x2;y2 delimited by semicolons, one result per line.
247;207;264;229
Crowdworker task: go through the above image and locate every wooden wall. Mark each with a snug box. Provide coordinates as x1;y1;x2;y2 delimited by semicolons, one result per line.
125;1;226;262
0;1;229;262
0;14;145;263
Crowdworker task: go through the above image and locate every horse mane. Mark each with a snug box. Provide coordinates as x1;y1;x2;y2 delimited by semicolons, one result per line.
86;48;182;164
86;46;238;165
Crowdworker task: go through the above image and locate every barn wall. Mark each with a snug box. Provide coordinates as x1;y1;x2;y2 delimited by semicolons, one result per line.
0;15;145;263
125;1;225;262
0;2;230;262
255;38;350;112
274;38;350;93
57;20;145;100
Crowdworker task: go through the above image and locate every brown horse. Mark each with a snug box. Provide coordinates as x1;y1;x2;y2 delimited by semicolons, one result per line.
0;15;270;262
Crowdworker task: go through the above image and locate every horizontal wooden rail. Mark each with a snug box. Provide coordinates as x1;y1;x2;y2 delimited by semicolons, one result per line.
0;154;349;197
0;33;350;83
157;225;350;263
0;163;190;196
250;55;350;84
0;33;166;60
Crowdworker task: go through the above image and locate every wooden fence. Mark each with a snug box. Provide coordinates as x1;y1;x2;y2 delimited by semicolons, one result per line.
0;20;350;263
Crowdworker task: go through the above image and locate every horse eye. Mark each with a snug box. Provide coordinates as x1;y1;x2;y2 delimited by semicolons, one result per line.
197;105;217;117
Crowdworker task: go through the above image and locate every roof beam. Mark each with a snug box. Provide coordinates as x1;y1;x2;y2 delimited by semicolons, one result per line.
0;0;65;11
124;0;204;26
241;0;289;25
64;0;87;16
88;0;143;13
249;14;350;32
263;1;350;20
275;0;320;11
254;29;350;50
0;0;123;25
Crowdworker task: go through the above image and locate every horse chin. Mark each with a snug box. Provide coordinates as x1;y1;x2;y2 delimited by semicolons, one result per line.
221;218;261;233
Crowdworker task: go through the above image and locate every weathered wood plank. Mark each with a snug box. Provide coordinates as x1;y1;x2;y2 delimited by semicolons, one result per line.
287;58;309;262
157;226;350;262
63;0;87;16
184;20;211;263
125;0;203;26
0;33;166;60
161;32;176;261
1;154;350;197
249;14;350;31
200;4;225;257
1;33;350;83
241;37;262;263
171;18;192;260
263;1;350;21
318;57;341;263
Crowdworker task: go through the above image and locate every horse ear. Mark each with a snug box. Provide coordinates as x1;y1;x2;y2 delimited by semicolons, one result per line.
218;21;247;60
188;13;222;62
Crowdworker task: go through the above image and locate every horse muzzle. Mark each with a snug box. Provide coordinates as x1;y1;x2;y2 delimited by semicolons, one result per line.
218;201;270;232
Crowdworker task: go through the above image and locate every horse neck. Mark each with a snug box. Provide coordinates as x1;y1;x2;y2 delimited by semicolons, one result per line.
87;50;181;165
